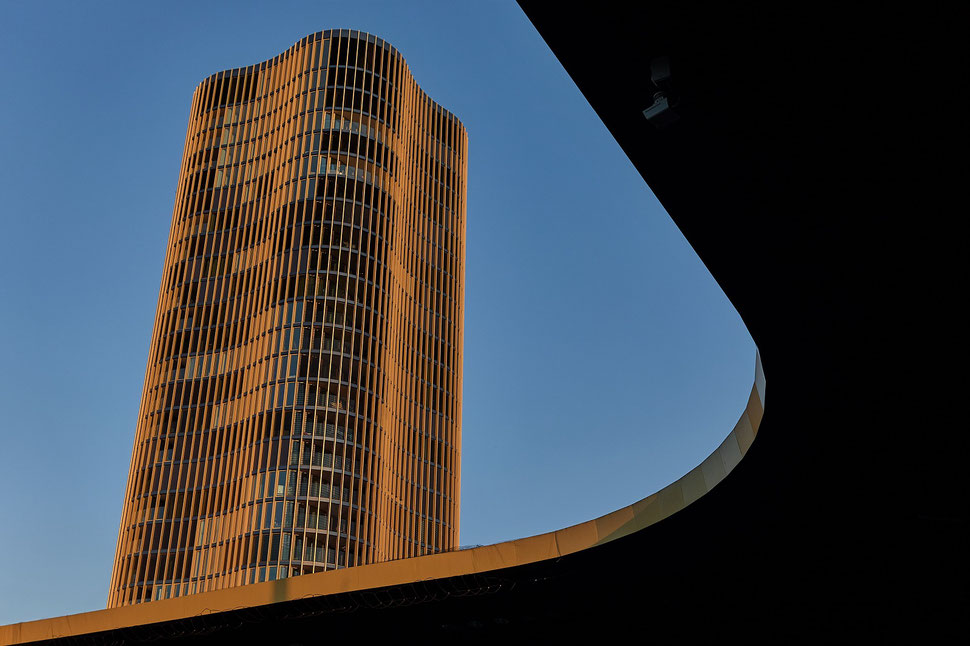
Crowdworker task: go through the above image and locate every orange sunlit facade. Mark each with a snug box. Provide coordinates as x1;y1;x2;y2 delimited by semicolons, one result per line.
107;30;467;607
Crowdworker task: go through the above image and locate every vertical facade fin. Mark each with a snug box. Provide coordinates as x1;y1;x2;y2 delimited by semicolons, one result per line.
107;31;466;608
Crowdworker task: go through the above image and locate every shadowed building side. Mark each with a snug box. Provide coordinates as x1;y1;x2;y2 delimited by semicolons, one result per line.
107;30;467;608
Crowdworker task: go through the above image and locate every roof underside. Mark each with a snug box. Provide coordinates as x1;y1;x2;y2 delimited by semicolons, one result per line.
2;3;962;642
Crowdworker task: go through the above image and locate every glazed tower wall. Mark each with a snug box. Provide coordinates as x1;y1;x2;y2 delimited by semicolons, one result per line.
107;30;467;607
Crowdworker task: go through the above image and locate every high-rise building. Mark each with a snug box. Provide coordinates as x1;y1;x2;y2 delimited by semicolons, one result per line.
107;30;467;607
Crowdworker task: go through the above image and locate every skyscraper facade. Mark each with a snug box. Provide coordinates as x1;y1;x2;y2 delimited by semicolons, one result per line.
107;30;467;607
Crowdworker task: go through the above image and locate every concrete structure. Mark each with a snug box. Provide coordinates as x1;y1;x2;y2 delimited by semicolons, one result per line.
0;364;765;643
1;4;960;642
106;30;467;607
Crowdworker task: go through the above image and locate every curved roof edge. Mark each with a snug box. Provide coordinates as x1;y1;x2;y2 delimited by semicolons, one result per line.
0;354;763;645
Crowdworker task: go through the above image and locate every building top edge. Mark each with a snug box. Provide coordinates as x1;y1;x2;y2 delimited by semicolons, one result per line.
195;29;465;128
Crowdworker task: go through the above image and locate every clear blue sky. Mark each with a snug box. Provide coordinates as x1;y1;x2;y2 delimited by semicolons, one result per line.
0;0;755;624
